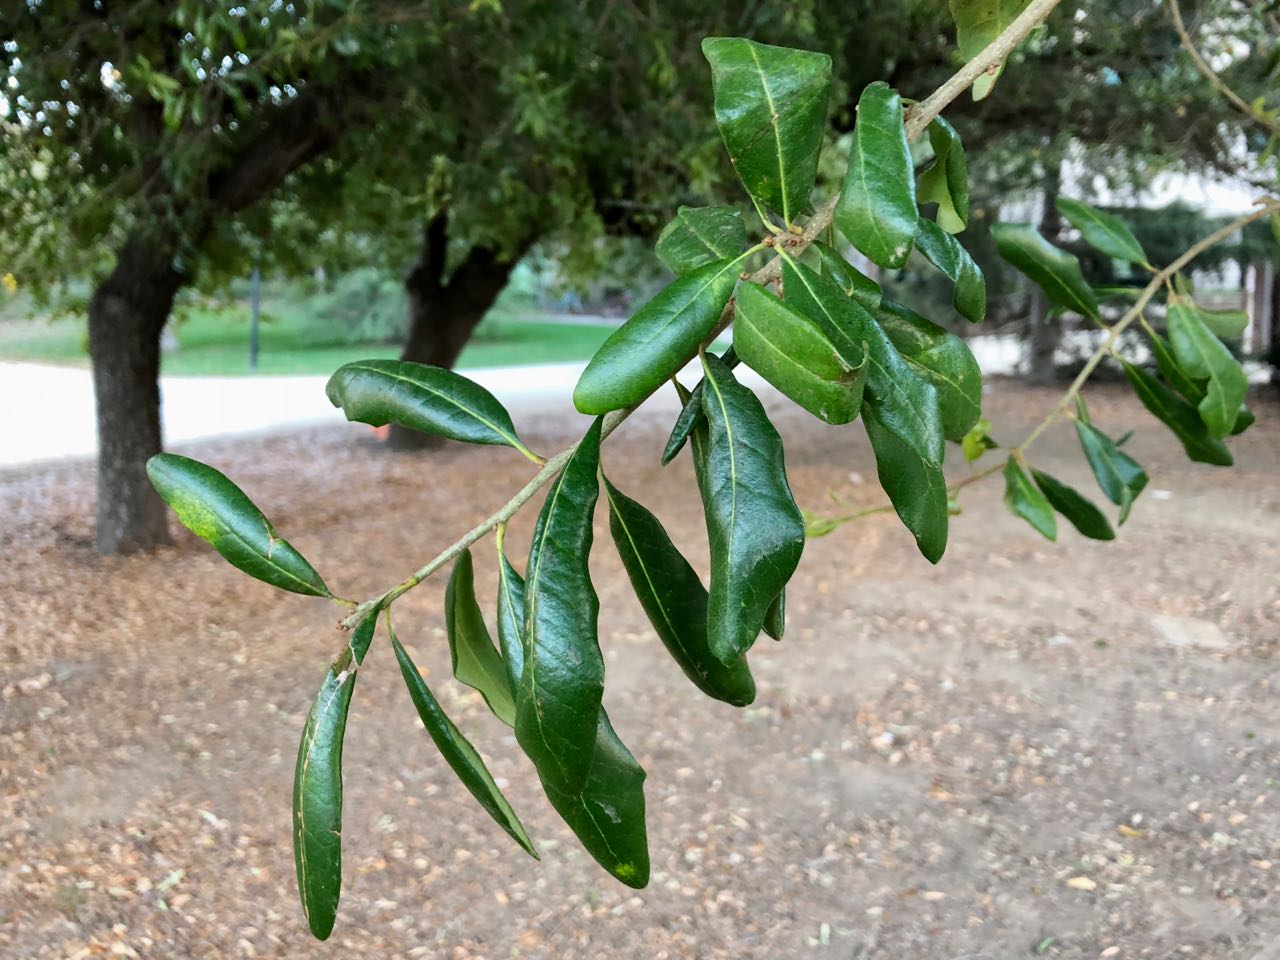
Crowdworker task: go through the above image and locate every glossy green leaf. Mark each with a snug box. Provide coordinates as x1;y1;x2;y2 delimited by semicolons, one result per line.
1074;404;1147;525
1167;296;1247;438
700;353;805;664
494;538;527;695
836;82;917;269
574;258;739;415
873;298;982;442
446;548;515;726
1031;469;1115;541
763;590;785;641
914;218;986;323
1121;360;1233;466
660;350;739;467
326;359;536;459
602;475;756;706
813;240;881;310
387;619;537;858
991;222;1099;320
701;37;831;226
918;117;970;232
949;0;1034;100
1056;197;1148;265
147;453;329;598
865;403;949;563
500;554;649;888
1197;305;1248;339
655;205;748;276
734;281;866;424
291;610;377;941
782;258;945;466
1003;457;1057;540
1149;329;1206;403
517;418;604;795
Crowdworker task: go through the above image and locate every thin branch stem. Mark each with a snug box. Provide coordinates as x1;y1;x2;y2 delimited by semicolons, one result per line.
1168;0;1280;137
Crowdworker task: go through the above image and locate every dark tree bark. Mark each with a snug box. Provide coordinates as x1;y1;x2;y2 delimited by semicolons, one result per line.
88;229;187;553
390;212;525;450
1026;154;1065;386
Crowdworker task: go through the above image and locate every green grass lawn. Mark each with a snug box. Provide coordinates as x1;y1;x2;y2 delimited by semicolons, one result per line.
0;305;619;376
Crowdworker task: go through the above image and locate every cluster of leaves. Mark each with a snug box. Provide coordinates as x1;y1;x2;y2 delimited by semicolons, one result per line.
140;18;1260;942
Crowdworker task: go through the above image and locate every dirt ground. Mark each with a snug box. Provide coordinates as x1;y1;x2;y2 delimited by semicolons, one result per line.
1;380;1278;960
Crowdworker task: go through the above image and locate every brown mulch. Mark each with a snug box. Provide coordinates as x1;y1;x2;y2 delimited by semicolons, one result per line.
2;380;1279;959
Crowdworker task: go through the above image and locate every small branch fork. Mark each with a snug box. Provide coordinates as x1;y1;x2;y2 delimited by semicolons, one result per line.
340;0;1068;629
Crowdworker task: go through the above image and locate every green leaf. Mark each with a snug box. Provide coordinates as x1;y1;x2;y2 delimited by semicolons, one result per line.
763;590;786;641
1196;305;1248;339
495;538;527;696
914;218;986;323
991;223;1099;320
700;354;805;664
962;417;998;462
655;205;748;276
1003;457;1057;540
326;360;536;459
446;549;516;726
1149;329;1207;403
291;610;377;941
701;37;832;226
1074;405;1147;525
949;0;1034;100
574;258;739;415
1167;296;1248;438
387;620;538;858
917;117;970;232
1030;469;1115;541
1121;360;1233;466
602;475;756;706
733;281;867;424
864;403;949;563
516;418;604;795
813;240;881;310
660;350;740;467
1055;197;1148;265
147;453;329;598
1232;406;1255;435
781;258;945;466
499;554;649;887
873;298;983;442
836;82;917;269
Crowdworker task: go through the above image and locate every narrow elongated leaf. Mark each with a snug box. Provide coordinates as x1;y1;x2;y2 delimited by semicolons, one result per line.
991;223;1099;320
700;354;805;663
1167;296;1247;438
517;418;604;795
949;0;1034;100
660;350;740;466
873;299;982;442
1196;305;1248;339
701;37;832;226
387;621;537;857
1056;197;1148;265
602;475;756;706
574;258;739;415
837;82;917;269
865;404;949;563
1149;329;1206;402
763;590;785;641
918;117;970;233
782;258;945;466
147;453;329;598
1003;457;1056;540
813;240;881;310
914;218;986;323
1074;405;1147;525
656;205;748;275
1121;361;1233;466
326;360;535;459
292;610;377;941
495;539;526;694
734;281;866;424
501;555;649;887
446;548;516;726
1031;470;1115;540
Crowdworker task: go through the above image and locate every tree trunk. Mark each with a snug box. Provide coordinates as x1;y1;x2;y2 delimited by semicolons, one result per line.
87;230;186;553
1025;153;1065;385
389;214;523;450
